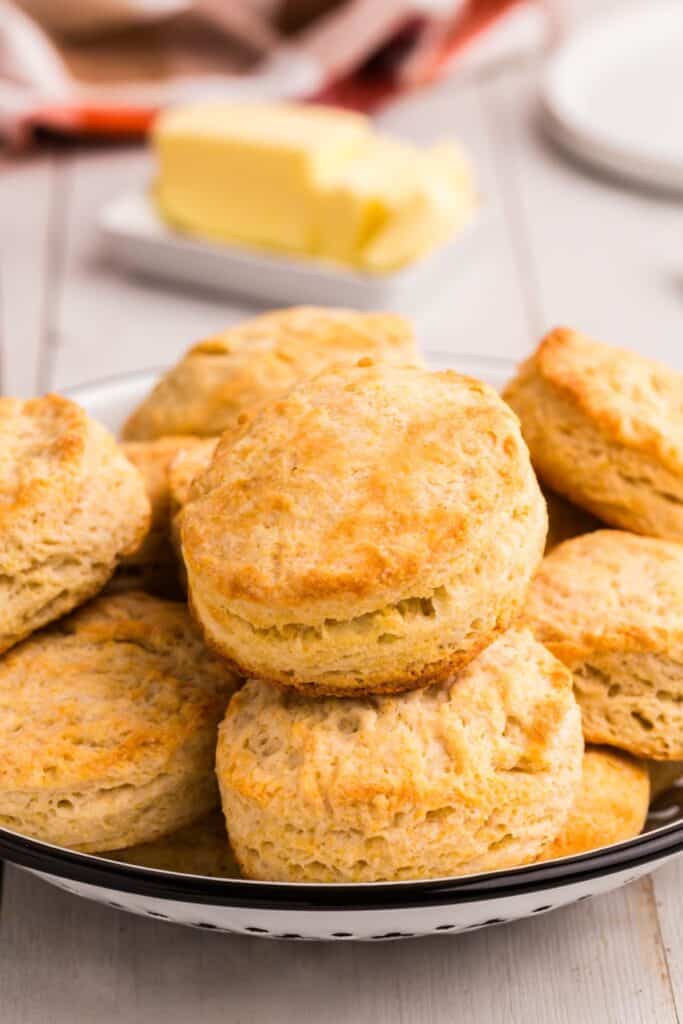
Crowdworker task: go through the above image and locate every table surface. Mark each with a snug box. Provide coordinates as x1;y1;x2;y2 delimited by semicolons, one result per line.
1;1;682;1020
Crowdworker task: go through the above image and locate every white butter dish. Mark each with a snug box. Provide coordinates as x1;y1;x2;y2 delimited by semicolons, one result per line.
100;190;482;311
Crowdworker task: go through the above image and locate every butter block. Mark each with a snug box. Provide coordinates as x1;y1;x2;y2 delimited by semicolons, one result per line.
154;103;371;254
360;142;477;272
153;103;477;272
316;136;426;264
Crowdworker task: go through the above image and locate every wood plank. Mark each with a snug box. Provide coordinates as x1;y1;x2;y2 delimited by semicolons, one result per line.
1;866;676;1024
0;154;58;396
375;76;530;359
652;857;683;1022
49;146;249;392
485;65;683;367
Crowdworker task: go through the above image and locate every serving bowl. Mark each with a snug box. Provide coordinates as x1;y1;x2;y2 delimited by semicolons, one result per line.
1;353;681;940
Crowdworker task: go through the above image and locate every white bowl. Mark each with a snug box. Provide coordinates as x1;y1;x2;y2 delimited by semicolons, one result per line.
540;2;683;193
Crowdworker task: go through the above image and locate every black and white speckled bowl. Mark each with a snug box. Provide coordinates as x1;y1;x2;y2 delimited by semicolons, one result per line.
1;355;681;941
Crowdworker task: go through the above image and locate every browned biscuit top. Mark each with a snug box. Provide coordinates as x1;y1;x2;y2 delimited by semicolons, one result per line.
541;746;649;861
525;529;683;665
123;306;419;440
514;328;683;475
183;360;541;622
0;394;98;538
0;591;239;793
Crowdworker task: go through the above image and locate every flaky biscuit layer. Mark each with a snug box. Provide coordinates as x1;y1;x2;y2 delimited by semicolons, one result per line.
0;592;240;852
525;530;683;759
540;746;649;861
0;395;150;653
217;629;583;882
504;328;683;540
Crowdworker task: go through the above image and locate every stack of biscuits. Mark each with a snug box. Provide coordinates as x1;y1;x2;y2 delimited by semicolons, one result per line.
0;309;680;883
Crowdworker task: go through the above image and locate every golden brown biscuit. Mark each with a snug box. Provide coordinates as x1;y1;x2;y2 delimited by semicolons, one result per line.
525;530;683;759
544;487;602;553
118;436;210;598
107;811;240;877
504;328;683;540
122;435;207;569
168;438;219;515
167;438;219;566
0;394;150;654
0;592;240;852
183;360;547;695
217;629;583;882
540;746;649;861
122;307;420;441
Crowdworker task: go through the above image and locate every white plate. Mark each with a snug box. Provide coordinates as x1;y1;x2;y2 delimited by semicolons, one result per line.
1;356;681;941
100;191;482;311
540;1;683;192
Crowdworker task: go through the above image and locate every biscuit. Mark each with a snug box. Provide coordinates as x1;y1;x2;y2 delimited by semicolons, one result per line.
540;746;649;861
122;435;207;569
108;810;240;877
544;488;602;553
0;592;240;852
0;395;150;654
525;530;683;759
123;307;420;441
216;629;583;882
503;328;683;540
168;438;219;515
649;761;683;800
183;361;547;695
167;437;218;558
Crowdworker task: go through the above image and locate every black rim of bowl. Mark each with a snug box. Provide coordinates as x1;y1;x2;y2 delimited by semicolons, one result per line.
0;821;682;911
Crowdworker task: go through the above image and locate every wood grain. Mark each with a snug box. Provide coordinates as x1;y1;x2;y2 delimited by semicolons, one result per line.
485;68;683;367
0;154;61;396
653;858;683;1022
50;146;264;391
0;866;678;1024
376;76;531;361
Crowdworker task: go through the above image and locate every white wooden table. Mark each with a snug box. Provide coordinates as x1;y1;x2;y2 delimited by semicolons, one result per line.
1;2;682;1020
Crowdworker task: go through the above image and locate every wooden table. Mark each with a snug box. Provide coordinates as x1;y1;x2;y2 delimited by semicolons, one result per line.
1;2;682;1019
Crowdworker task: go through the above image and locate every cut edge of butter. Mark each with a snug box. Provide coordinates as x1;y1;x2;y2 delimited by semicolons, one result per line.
359;141;478;272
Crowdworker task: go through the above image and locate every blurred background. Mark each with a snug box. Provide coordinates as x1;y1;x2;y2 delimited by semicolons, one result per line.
0;0;681;396
1;0;552;135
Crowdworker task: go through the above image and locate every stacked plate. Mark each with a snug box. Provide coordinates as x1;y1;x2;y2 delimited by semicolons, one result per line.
540;1;683;193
